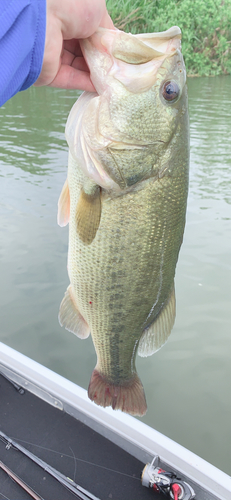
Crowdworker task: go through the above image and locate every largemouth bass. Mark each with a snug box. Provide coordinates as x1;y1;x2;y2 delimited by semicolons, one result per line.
58;26;189;416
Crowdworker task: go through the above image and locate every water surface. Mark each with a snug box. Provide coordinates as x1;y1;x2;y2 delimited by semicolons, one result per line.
0;78;231;475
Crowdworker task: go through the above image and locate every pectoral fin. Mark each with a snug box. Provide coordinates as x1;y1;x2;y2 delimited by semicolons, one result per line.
57;179;70;227
138;285;176;357
76;184;101;245
59;285;90;339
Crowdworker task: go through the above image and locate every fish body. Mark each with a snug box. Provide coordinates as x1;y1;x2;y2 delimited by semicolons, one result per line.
58;27;189;416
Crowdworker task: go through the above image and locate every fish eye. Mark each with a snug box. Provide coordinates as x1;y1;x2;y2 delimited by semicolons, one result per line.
162;80;180;102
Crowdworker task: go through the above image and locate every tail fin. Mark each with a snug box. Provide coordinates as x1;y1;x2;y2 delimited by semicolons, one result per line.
88;369;147;417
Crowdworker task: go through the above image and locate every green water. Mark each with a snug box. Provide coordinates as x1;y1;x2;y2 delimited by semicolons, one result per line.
0;78;231;475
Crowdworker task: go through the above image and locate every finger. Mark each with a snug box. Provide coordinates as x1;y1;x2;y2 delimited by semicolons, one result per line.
63;39;82;56
61;49;89;73
58;0;112;39
48;65;96;92
100;12;115;30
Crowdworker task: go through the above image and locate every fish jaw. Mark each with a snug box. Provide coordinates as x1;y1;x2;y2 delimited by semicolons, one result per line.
80;26;182;95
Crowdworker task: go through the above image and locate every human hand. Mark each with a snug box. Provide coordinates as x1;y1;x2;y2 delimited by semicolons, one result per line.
34;0;114;92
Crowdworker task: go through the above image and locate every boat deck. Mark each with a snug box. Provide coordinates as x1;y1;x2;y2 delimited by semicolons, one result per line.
0;372;160;500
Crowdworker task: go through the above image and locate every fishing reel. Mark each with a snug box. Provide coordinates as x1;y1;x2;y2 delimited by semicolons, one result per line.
141;457;195;500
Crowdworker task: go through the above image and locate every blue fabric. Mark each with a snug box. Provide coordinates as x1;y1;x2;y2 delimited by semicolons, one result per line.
0;0;46;107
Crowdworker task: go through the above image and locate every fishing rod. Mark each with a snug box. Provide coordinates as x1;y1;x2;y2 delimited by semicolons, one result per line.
0;460;44;500
0;430;100;500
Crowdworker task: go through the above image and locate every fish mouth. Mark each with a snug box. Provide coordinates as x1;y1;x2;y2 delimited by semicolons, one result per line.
81;26;183;95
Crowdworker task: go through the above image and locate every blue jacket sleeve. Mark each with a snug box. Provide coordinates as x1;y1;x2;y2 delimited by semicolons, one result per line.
0;0;46;107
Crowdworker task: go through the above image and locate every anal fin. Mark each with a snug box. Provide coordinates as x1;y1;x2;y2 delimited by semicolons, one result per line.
76;184;101;245
59;285;90;339
57;178;70;227
138;285;176;357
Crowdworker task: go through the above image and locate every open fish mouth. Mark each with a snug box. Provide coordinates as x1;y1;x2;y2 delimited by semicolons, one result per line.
80;26;183;95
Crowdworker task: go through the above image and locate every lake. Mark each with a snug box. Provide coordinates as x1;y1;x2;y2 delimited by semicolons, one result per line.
0;76;231;475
